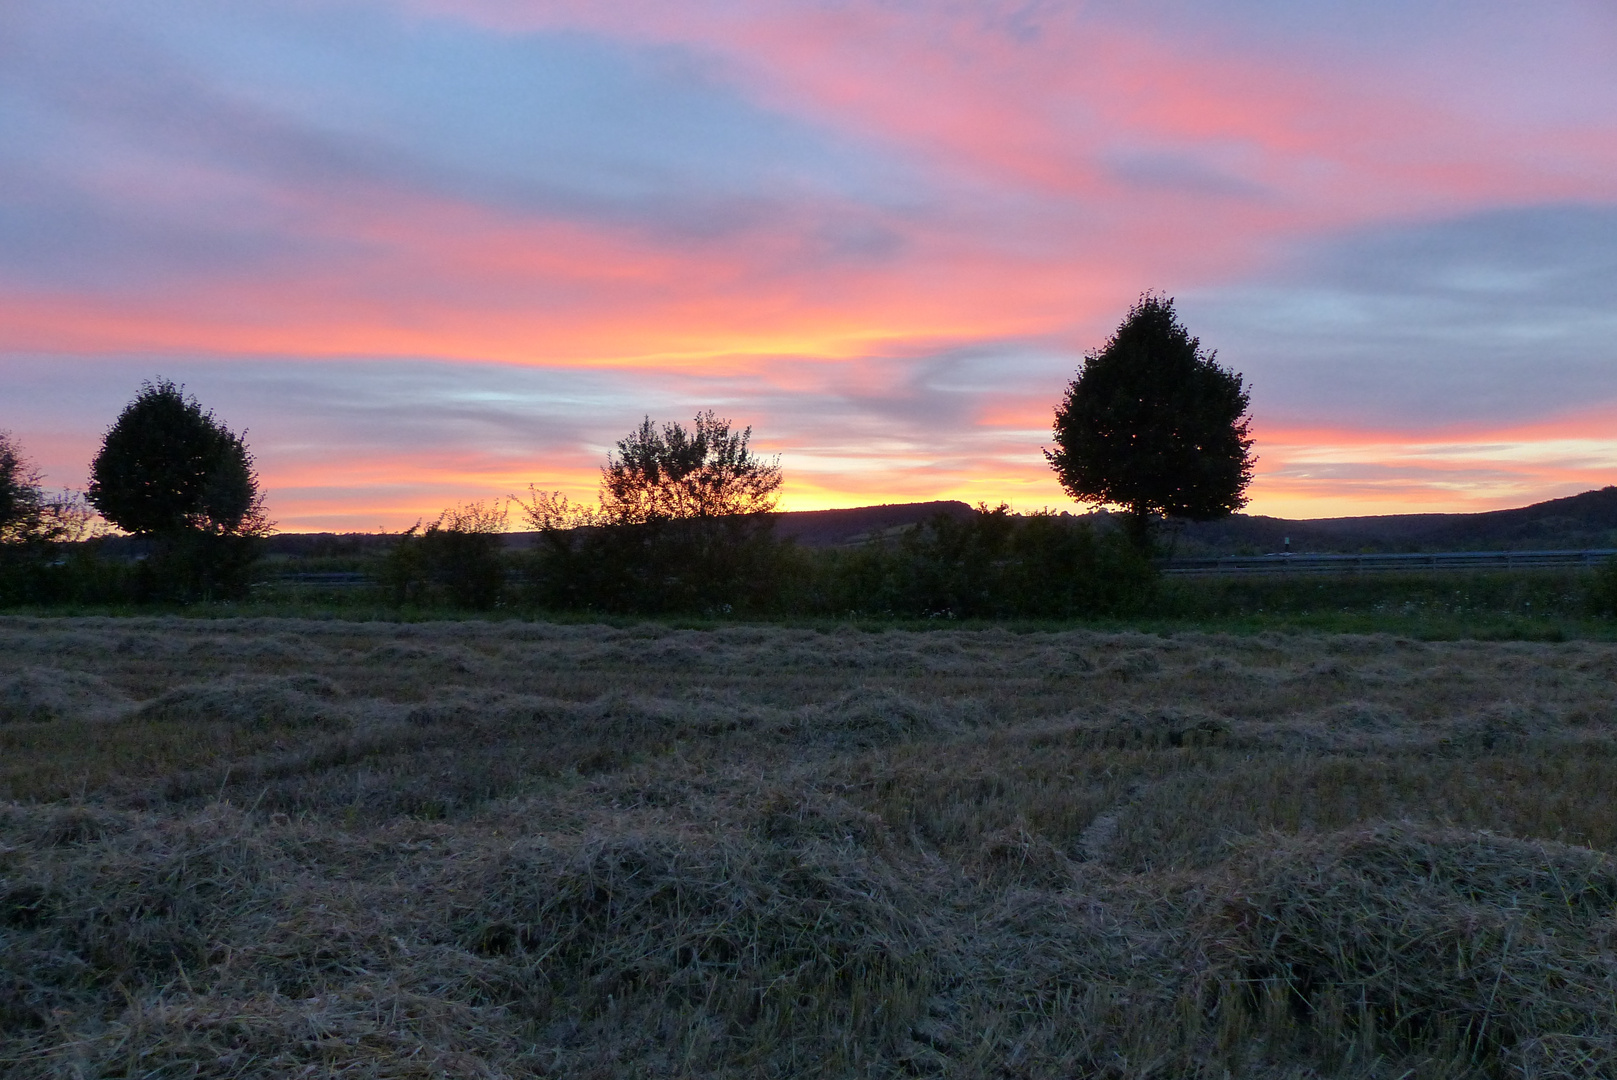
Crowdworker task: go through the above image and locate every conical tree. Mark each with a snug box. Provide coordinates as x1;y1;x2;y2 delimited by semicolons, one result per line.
1046;294;1255;552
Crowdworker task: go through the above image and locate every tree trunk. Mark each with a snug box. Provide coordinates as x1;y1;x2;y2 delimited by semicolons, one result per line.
1123;506;1156;556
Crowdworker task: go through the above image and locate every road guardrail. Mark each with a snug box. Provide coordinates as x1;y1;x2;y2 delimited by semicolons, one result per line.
1160;549;1617;576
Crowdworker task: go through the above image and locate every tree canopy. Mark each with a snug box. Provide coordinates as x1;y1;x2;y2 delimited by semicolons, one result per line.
87;380;268;538
599;411;783;525
1045;294;1254;550
0;432;93;548
515;412;786;614
0;431;45;544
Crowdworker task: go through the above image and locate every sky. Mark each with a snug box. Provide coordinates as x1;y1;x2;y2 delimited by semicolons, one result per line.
3;0;1616;531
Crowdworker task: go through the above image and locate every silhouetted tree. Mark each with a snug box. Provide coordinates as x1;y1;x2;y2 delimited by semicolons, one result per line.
517;412;787;613
0;432;47;547
0;432;95;549
88;380;269;599
1046;294;1254;553
600;411;782;524
0;432;104;603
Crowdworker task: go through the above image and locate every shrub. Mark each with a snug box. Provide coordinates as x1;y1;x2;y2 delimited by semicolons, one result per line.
525;511;790;615
0;433;103;605
1588;555;1617;617
382;502;509;609
811;505;1154;619
517;411;789;615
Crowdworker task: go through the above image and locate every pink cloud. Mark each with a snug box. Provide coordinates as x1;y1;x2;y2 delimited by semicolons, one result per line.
6;1;1616;527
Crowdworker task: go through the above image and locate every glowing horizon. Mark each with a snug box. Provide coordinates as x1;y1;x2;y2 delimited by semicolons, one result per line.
4;2;1615;531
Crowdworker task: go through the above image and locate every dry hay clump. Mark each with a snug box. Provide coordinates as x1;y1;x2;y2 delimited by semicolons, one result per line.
1433;702;1557;753
752;789;893;850
0;808;510;1076
1310;699;1412;736
361;639;487;674
563;690;769;741
1042;704;1234;752
0;806;290;1037
790;686;984;747
0;667;128;724
1101;648;1165;679
972;822;1079;890
0;803;135;848
1088;706;1232;749
182;633;328;662
403;689;774;749
1195;823;1617;1074
134;673;349;730
453;831;935;1072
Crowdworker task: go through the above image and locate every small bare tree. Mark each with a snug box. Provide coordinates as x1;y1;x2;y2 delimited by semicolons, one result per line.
0;432;97;548
599;411;782;524
514;413;786;613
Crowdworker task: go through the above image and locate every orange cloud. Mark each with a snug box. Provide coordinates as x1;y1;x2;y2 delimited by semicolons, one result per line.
234;400;1617;531
1245;409;1617;519
8;2;1617;530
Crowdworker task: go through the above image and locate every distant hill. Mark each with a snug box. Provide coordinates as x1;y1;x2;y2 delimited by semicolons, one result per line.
771;500;974;547
1169;486;1617;555
766;488;1617;554
765;488;1617;555
769;488;1617;554
251;487;1617;557
257;500;977;555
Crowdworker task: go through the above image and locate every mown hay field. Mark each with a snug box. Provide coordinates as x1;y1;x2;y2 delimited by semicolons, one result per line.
3;616;1616;1078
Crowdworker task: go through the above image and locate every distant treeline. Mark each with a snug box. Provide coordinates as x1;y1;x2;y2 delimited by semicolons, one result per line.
373;502;1152;617
9;368;1617;621
0;502;1155;618
20;502;1617;627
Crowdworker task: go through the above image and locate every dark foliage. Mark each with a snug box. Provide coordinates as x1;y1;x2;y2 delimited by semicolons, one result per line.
0;433;102;605
88;381;266;539
601;411;782;524
809;505;1155;619
520;507;1150;620
86;380;268;601
1588;556;1617;618
0;433;93;550
526;513;789;615
518;412;789;614
382;503;509;610
0;544;133;606
1047;294;1254;551
0;432;42;545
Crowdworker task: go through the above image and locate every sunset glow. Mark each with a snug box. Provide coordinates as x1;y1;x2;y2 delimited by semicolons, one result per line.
4;1;1615;530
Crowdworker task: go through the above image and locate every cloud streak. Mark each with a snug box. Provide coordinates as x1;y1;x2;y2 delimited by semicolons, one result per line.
2;1;1615;526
